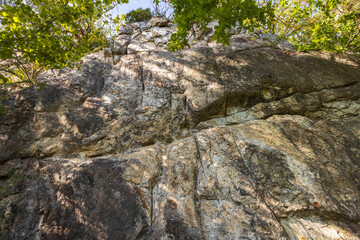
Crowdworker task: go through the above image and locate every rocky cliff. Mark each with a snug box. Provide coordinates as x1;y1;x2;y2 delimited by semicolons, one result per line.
1;19;360;240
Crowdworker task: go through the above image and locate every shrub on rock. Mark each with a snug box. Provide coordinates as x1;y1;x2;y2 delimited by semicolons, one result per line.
125;8;153;24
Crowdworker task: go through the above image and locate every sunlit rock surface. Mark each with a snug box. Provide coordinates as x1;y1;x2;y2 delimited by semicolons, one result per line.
1;18;360;240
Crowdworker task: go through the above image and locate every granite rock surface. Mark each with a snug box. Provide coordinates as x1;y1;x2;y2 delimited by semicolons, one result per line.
1;18;360;240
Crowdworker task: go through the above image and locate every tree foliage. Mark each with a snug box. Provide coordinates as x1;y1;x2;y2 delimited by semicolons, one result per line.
0;0;128;88
125;8;153;23
165;0;274;51
164;0;359;55
261;0;360;55
1;0;129;68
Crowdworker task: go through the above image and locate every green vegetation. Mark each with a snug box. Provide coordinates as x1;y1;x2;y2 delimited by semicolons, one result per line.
0;0;128;89
125;8;153;23
261;0;360;55
167;0;274;51
167;0;360;54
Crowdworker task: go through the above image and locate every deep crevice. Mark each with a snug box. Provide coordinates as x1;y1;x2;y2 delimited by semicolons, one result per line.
282;209;360;224
230;132;291;240
149;148;165;228
191;81;360;131
139;66;145;92
192;134;206;240
298;220;315;240
134;224;149;240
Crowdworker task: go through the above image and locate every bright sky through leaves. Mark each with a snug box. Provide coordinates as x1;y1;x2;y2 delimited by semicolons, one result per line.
111;0;152;17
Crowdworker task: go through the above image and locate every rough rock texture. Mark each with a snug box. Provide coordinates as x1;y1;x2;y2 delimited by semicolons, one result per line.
150;17;171;27
1;19;360;240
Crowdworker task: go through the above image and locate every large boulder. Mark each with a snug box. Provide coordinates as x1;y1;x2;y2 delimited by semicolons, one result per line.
1;33;360;240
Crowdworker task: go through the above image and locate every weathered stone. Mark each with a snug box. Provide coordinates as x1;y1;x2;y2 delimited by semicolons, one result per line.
1;23;360;240
127;41;157;54
117;24;134;35
154;34;171;46
113;35;131;55
0;158;149;240
131;29;142;40
103;47;112;57
131;21;151;31
149;17;170;27
82;51;107;63
113;55;122;64
140;31;155;42
151;27;172;38
152;27;173;46
2;115;359;239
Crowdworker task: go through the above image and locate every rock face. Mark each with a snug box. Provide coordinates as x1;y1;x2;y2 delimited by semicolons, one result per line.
1;19;360;240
